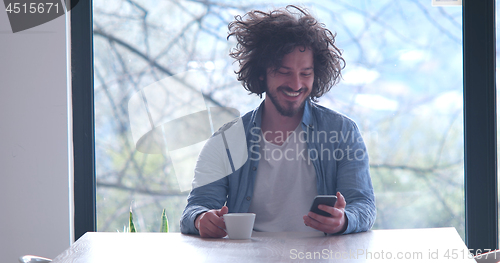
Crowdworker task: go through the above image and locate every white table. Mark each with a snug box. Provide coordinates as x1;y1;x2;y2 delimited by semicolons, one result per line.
52;228;476;262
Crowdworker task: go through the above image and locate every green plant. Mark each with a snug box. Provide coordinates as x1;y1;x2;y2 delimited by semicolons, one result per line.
126;208;168;233
129;208;137;232
160;209;169;233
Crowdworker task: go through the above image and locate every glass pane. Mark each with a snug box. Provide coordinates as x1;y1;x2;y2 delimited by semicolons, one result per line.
93;0;464;235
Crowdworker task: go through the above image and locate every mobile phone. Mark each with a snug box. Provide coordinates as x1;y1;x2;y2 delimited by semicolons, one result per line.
309;195;337;217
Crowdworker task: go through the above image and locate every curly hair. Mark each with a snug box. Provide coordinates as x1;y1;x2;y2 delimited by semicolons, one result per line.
228;5;345;101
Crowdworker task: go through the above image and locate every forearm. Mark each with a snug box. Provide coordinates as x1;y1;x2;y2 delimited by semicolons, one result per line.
180;177;229;235
180;205;210;235
342;194;376;234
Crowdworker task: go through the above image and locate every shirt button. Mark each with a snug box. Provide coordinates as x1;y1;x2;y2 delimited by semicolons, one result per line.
252;166;256;171
246;196;251;201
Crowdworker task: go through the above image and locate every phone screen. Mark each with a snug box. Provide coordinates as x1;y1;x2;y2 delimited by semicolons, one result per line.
309;195;337;217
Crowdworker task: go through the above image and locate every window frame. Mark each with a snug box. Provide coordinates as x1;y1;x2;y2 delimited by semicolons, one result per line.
71;0;96;240
71;0;499;250
463;0;498;251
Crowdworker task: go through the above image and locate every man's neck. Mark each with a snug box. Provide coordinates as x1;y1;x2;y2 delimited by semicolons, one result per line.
261;100;304;145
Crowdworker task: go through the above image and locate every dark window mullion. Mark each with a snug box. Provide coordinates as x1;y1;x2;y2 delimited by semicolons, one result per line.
463;0;498;251
71;0;96;241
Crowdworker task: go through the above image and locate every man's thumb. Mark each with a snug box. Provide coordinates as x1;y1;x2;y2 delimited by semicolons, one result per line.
335;192;347;209
217;206;229;217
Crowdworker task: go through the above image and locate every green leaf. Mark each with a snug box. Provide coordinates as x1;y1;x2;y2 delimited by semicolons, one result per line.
160;209;169;233
129;209;137;233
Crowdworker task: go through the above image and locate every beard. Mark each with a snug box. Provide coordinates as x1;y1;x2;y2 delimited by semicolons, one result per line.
266;85;309;117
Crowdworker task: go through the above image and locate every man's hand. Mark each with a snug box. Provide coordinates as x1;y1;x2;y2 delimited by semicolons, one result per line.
195;206;228;238
303;192;348;234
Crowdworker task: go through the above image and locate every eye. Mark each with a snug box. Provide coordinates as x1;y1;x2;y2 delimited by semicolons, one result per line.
278;71;290;75
302;72;313;77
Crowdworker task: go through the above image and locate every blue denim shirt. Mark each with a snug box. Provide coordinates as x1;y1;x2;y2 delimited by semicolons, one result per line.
180;100;376;235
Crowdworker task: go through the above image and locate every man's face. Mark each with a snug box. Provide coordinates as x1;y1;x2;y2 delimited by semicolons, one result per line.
264;47;314;117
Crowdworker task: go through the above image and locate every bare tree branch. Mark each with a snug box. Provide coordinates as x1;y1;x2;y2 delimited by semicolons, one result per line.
98;181;188;197
94;28;227;108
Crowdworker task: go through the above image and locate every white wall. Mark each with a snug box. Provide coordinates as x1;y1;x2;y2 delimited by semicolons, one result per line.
0;8;71;262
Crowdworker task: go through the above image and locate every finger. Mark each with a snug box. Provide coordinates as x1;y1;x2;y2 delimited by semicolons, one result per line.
307;212;333;225
307;214;343;233
317;205;344;219
208;213;227;230
199;225;217;238
202;214;227;237
335;192;346;209
307;210;343;230
303;215;320;228
330;207;345;219
217;206;229;217
209;225;227;237
200;223;226;238
199;212;226;236
307;211;330;224
303;215;331;233
317;205;336;217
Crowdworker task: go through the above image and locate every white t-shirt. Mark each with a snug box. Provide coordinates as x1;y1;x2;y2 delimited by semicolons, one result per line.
248;125;318;232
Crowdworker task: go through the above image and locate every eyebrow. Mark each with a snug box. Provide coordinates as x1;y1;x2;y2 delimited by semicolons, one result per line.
280;66;314;71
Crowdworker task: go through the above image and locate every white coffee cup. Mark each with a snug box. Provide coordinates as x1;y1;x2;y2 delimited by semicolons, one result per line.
223;213;256;239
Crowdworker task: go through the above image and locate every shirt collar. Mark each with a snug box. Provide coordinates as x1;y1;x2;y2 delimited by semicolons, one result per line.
302;99;314;129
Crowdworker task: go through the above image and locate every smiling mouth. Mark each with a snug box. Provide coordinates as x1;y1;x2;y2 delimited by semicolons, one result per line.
283;90;301;97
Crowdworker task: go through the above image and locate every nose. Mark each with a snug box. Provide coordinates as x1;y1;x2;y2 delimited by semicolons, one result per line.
289;73;301;91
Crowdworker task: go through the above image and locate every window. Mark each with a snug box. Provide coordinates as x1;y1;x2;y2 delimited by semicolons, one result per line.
72;0;497;250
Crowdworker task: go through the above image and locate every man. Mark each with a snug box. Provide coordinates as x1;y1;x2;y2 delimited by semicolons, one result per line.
180;5;375;237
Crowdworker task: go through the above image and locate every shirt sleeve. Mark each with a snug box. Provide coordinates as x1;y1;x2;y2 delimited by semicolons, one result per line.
180;180;228;235
180;129;232;235
180;117;249;235
335;121;376;234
